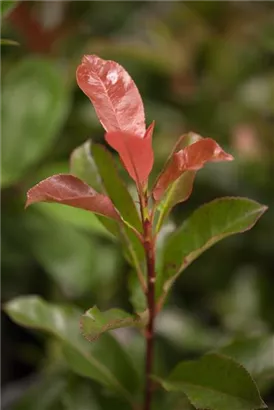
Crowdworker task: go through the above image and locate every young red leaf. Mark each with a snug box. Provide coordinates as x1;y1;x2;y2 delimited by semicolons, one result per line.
153;138;233;201
76;55;146;136
105;122;154;184
26;174;120;221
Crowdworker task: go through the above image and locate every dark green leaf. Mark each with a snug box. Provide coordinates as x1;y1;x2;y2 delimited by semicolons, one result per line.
25;211;101;297
157;353;266;410
92;143;145;269
80;306;147;341
2;58;70;187
92;144;142;233
1;0;18;18
158;198;267;300
4;296;138;404
11;370;68;410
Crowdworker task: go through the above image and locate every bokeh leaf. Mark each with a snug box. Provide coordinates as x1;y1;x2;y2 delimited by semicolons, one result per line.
1;0;18;18
157;308;225;352
80;306;147;341
76;54;146;136
158;198;267;300
4;296;138;404
217;336;274;380
2;58;70;187
157;353;266;410
25;211;106;297
0;38;19;46
10;370;68;410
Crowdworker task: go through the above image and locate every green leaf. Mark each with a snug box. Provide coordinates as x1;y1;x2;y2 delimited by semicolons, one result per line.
70;139;102;192
157;353;266;410
69;139;121;238
25;211;101;297
1;58;70;187
0;38;20;46
4;296;139;404
80;306;147;341
11;370;68;410
92;144;142;233
37;202;113;238
217;336;274;380
154;133;202;232
1;0;18;18
92;143;145;270
158;197;267;300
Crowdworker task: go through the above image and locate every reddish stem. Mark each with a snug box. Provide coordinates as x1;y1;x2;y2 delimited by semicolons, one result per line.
143;217;156;410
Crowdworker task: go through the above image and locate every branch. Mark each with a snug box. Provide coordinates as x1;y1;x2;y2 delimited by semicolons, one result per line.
143;214;156;410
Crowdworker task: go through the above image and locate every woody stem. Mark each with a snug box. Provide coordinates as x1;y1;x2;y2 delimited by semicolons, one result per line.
140;192;156;410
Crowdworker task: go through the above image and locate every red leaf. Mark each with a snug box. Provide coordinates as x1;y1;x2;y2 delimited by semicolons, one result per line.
26;174;120;221
153;138;233;201
76;55;146;136
105;122;154;184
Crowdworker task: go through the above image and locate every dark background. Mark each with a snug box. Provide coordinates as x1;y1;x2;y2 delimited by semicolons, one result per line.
1;1;274;409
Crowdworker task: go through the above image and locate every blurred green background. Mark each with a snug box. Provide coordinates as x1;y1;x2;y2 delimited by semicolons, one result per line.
1;1;274;409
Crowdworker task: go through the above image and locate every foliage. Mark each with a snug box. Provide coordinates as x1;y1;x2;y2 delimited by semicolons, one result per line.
2;2;274;410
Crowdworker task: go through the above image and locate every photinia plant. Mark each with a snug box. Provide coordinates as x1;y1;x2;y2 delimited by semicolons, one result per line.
5;55;268;410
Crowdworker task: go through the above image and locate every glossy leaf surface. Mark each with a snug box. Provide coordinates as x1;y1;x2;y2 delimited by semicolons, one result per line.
2;58;70;187
26;174;120;221
80;306;147;342
153;137;233;202
4;296;139;403
158;354;266;410
76;54;146;136
105;122;154;183
159;198;267;299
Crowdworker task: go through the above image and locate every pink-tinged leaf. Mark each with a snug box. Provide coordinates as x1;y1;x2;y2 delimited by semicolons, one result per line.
153;137;233;202
105;122;155;184
26;174;120;221
76;55;146;136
